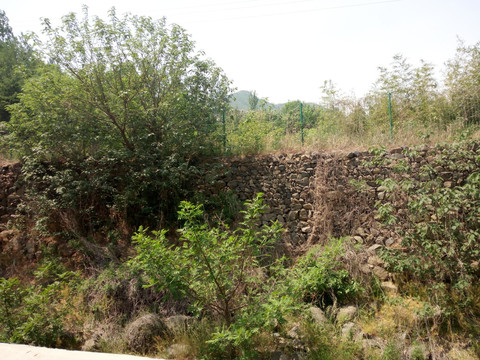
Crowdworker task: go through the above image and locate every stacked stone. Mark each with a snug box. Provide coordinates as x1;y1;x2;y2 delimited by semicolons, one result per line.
196;152;322;244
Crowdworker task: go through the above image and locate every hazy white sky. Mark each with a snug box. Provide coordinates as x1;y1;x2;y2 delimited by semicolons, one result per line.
2;0;480;103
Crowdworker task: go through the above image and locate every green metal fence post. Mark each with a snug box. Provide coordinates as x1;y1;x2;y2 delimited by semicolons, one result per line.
300;102;304;146
388;92;393;138
222;108;226;152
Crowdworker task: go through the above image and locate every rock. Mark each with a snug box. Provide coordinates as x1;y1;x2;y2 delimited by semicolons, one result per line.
299;209;308;221
355;227;367;237
262;213;277;223
367;244;382;253
165;343;190;359
341;322;356;338
389;153;404;160
353;235;363;243
367;255;384;266
291;202;303;211
124;314;169;353
336;306;357;323
359;263;371;274
375;236;385;245
303;203;314;210
309;306;327;325
298;177;310;186
287;211;298;221
385;237;395;247
301;226;311;234
372;266;389;280
390;147;404;154
227;180;238;188
287;324;301;339
380;281;398;294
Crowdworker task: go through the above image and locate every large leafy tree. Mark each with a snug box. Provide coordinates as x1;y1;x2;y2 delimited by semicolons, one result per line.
7;8;233;234
9;7;231;158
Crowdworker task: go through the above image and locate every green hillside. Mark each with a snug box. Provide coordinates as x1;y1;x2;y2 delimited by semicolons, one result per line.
230;90;282;110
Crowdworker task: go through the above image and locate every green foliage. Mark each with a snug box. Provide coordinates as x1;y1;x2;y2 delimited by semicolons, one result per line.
0;10;40;122
379;165;480;287
227;109;280;155
382;341;402;360
289;237;363;307
348;179;369;192
302;319;364;360
280;100;320;133
131;193;283;327
445;40;480;124
9;7;231;158
6;7;233;235
363;141;480;342
248;90;259;111
0;263;78;347
369;54;441;126
0;277;24;341
192;190;242;224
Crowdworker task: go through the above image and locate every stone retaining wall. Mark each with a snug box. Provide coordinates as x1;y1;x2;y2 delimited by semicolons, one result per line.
196;142;480;262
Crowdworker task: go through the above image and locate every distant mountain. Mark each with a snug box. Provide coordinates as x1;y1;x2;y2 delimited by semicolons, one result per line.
229;90;251;110
230;90;282;110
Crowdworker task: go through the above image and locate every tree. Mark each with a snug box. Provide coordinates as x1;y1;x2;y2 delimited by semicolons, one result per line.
248;90;259;111
130;194;282;327
9;7;232;158
445;40;480;124
0;10;39;122
367;54;441;126
7;7;233;234
280;100;320;133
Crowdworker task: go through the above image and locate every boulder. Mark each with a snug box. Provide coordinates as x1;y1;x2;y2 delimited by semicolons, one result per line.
309;306;327;325
341;322;356;339
336;306;357;323
380;281;398;295
124;314;169;353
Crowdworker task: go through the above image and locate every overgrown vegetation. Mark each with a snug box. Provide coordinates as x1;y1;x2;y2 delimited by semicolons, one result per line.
0;5;479;360
357;141;480;357
0;259;78;348
225;45;480;154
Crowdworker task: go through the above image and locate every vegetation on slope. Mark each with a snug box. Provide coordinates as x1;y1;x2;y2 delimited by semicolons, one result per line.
0;6;479;360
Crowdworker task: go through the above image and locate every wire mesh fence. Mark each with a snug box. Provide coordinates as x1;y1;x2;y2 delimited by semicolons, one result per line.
219;90;480;155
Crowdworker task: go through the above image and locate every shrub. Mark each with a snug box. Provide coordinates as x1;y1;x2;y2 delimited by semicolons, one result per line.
130;193;283;327
0;266;78;347
289;237;363;307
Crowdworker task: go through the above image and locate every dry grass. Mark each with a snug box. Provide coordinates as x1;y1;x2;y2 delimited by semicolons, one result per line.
359;296;427;339
254;120;480;156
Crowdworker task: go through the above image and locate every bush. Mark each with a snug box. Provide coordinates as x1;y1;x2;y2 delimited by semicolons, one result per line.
130;193;283;327
0;266;78;347
289;237;363;307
